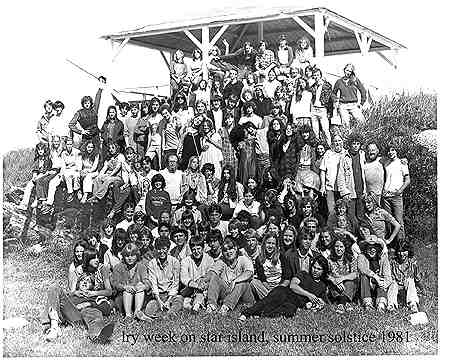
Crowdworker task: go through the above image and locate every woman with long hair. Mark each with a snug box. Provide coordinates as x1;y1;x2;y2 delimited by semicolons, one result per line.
266;117;284;175
292;36;314;73
290;77;312;129
78;140;100;203
333;63;367;128
294;125;320;198
170;49;189;95
240;254;330;319
100;105;126;159
199;118;223;179
19;142;55;210
41;248;114;342
328;234;358;314
216;164;244;220
89;141;125;210
181;155;207;204
278;122;299;181
218;111;238;176
251;232;283;299
68;240;89;292
178;102;204;171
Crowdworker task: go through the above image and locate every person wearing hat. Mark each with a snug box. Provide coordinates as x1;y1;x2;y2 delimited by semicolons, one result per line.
357;234;392;311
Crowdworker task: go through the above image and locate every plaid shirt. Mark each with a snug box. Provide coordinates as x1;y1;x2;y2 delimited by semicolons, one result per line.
256;50;275;70
218;127;238;170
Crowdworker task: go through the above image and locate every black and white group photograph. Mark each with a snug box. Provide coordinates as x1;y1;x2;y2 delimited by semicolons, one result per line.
1;0;442;357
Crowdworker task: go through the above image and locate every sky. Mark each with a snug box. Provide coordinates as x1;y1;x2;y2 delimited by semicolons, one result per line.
0;0;443;152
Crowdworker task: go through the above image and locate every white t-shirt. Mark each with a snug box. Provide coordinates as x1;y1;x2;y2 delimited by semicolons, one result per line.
384;158;409;194
320;149;344;191
116;219;134;232
47;114;70;138
290;91;312;119
233;201;261;218
160;169;183;204
364;158;385;196
239;114;263;129
210;255;254;287
212;109;223;131
211;220;229;239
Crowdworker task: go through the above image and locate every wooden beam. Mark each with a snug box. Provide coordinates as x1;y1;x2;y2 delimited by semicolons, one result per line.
103;10;317;40
231;24;249;52
326;12;403;51
291;16;315;37
112;37;130;62
376;51;397;69
201;27;210;80
184;29;202;49
257;22;264;42
159;51;170;70
314;13;325;61
210;25;229;48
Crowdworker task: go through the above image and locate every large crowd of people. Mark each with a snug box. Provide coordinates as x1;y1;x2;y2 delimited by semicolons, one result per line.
23;34;421;344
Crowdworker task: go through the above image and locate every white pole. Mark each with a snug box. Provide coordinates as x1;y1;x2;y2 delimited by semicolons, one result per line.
314;12;325;67
201;27;210;80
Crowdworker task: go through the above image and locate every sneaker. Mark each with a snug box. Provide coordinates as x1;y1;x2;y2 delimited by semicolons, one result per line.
135;310;158;322
409;303;419;313
377;303;386;313
345;303;354;312
44;326;61;342
336;304;345;314
192;303;201;313
387;304;396;312
363;298;374;311
238;315;247;322
206;304;217;314
183;297;193;310
77;190;83;201
31;199;38;208
219;305;230;316
94;322;115;344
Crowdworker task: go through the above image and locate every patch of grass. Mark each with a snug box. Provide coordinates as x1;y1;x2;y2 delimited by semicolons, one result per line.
2;148;34;194
2;236;438;356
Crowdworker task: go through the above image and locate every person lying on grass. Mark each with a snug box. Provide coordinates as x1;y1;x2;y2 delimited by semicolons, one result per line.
239;254;330;320
180;236;215;312
111;242;151;320
41;248;114;343
204;237;255;315
387;240;422;313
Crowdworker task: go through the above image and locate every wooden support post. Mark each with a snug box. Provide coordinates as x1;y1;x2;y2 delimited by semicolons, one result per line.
112;37;130;63
257;22;264;42
210;25;229;48
159;51;170;71
292;16;315;37
314;12;325;64
231;24;249;52
376;51;398;69
184;29;202;49
201;27;210;80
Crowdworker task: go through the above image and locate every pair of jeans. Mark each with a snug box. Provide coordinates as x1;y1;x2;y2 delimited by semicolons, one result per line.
387;278;419;308
242;285;307;318
311;106;331;146
41;286;109;338
338;102;365;128
382;195;405;242
347;197;365;221
360;274;387;305
207;274;254;310
144;292;183;316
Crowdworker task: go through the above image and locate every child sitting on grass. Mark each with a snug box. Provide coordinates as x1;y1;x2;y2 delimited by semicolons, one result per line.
111;243;151;320
387;241;422;313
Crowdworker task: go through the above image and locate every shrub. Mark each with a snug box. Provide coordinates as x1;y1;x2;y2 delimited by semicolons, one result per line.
355;92;437;243
3;148;34;194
